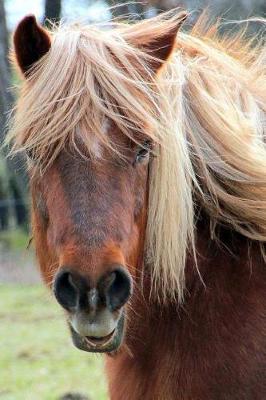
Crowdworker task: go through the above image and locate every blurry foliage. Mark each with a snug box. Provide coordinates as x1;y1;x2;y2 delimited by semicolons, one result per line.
106;0;266;19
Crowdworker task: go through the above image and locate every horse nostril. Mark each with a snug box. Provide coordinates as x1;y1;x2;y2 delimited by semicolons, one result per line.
53;270;78;310
103;267;133;311
54;267;132;313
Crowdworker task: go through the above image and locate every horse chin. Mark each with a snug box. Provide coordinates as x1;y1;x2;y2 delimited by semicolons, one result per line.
69;314;125;353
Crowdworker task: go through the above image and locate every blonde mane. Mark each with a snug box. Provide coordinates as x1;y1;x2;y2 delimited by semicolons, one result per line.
7;11;266;302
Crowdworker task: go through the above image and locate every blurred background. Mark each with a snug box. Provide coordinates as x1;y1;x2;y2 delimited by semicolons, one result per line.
0;0;265;399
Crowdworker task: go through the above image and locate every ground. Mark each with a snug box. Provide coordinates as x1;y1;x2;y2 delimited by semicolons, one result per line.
0;230;108;400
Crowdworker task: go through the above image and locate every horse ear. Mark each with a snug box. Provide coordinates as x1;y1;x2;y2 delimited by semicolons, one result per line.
13;15;51;76
127;11;188;74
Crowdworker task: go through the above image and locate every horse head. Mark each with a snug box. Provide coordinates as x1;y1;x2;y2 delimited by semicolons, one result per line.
11;13;186;352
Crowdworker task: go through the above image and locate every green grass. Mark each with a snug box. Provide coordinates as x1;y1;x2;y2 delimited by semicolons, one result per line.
0;285;108;400
0;229;30;250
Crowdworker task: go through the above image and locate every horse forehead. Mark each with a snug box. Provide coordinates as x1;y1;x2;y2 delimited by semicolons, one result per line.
90;119;111;159
52;117;127;194
76;118;110;160
44;162;121;247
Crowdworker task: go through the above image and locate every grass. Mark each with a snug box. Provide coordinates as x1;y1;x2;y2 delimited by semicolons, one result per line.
0;284;108;400
0;228;30;250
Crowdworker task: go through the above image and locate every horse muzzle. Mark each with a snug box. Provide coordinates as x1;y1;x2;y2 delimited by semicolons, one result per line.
69;312;125;353
53;266;132;353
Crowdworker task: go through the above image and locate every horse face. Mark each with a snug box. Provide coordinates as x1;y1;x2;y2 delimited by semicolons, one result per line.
31;128;150;352
13;13;187;353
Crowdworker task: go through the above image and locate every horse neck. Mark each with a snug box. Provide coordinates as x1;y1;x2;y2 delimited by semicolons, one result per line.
140;210;258;313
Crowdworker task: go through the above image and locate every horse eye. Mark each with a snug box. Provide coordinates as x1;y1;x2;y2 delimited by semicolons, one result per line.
135;140;152;165
26;148;35;161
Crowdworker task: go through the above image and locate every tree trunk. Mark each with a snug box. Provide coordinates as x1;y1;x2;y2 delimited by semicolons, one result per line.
106;1;145;18
0;0;28;229
44;0;61;28
0;0;8;58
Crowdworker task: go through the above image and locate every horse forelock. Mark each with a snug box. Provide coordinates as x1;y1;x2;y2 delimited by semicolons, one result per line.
7;12;266;302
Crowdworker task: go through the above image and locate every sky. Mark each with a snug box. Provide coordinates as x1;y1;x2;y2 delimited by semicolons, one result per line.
5;0;110;29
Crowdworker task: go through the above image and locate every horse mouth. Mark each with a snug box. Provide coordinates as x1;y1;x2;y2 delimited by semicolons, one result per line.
69;314;125;353
84;329;116;348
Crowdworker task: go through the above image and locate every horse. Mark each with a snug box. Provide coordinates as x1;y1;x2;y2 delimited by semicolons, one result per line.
8;10;266;399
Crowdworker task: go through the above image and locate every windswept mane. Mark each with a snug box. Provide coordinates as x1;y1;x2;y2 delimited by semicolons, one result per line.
7;11;266;302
